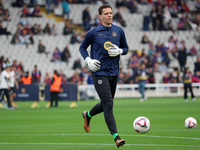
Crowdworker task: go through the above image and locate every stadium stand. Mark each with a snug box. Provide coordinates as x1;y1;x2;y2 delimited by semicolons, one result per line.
0;0;200;88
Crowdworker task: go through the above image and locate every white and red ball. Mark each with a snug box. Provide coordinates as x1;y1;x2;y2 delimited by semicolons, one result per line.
184;117;197;129
133;116;150;133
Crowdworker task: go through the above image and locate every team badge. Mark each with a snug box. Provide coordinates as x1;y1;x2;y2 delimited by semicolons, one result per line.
112;32;117;37
98;80;103;85
104;41;113;50
21;88;26;93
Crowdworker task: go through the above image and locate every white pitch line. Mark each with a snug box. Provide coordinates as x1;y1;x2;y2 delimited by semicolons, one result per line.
0;133;200;140
0;143;200;148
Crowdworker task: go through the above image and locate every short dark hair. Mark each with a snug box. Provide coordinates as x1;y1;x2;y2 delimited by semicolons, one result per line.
98;4;112;15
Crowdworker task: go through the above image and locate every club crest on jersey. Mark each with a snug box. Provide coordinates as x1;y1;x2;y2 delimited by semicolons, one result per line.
104;41;112;50
112;32;117;37
98;80;103;85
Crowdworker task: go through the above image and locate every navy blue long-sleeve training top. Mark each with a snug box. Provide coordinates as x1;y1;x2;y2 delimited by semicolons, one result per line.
79;24;128;76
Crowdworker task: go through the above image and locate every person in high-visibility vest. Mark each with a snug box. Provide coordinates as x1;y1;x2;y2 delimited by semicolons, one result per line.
21;71;32;84
183;67;195;102
50;70;62;107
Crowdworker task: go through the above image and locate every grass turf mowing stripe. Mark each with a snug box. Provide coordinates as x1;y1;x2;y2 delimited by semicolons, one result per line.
0;143;200;148
0;133;200;140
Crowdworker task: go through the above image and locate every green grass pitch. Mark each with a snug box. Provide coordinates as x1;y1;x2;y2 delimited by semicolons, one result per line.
0;97;200;150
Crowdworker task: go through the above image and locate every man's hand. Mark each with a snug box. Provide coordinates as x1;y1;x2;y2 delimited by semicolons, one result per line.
108;44;123;57
85;57;101;72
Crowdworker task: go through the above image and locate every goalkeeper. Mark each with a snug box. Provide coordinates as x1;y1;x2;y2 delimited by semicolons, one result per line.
79;4;128;148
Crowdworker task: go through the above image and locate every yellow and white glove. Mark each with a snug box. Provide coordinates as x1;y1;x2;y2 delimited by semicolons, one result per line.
108;44;123;57
85;57;101;72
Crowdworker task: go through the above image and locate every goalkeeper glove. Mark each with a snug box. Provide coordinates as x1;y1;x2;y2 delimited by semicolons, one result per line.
85;57;101;72
108;44;123;57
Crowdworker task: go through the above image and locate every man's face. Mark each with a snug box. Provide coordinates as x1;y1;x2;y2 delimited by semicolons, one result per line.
99;8;113;26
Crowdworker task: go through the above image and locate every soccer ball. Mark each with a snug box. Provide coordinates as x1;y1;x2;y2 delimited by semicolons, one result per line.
133;116;150;133
184;117;197;129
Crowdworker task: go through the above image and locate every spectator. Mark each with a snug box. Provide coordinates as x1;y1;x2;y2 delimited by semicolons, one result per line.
59;69;68;84
163;6;172;24
10;32;20;44
148;67;155;84
19;4;31;17
118;71;125;84
19;30;31;45
124;71;133;84
87;71;93;84
169;3;179;18
72;58;82;70
12;0;24;7
194;57;200;73
0;21;11;35
14;23;23;35
3;9;11;21
62;0;70;19
194;70;200;80
141;32;149;44
51;47;61;62
63;22;73;35
31;5;42;17
43;23;51;34
70;32;81;44
116;0;128;9
61;45;71;63
170;30;178;43
37;40;49;56
114;9;126;27
178;41;187;72
148;41;156;56
21;24;31;35
165;19;173;31
17;61;23;71
69;71;81;85
82;6;91;31
50;24;57;36
30;23;38;34
44;71;52;84
46;0;52;14
137;63;148;102
189;45;198;56
31;65;41;83
128;54;140;81
157;5;164;31
127;0;138;14
179;1;189;13
35;24;43;35
29;31;34;44
92;15;101;27
196;0;200;11
158;61;168;76
150;6;157;30
163;72;170;83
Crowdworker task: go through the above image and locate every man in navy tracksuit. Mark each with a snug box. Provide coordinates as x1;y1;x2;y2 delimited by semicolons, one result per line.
79;4;128;148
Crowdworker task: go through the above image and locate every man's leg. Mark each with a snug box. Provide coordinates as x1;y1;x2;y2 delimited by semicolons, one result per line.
55;92;59;107
184;85;188;101
5;89;11;108
189;85;195;99
141;81;145;99
92;75;117;134
50;92;54;107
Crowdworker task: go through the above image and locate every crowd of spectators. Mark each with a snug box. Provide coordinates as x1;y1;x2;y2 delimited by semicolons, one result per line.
0;0;200;87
